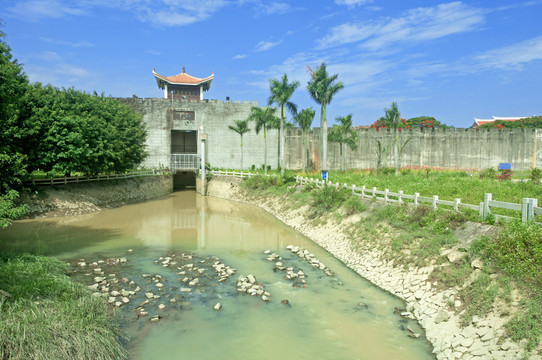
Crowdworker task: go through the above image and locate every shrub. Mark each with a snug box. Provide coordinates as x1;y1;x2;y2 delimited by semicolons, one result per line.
496;169;512;181
530;168;542;183
480;168;496;179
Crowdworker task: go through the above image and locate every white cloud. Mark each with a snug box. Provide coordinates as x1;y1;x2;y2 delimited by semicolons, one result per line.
233;54;247;59
474;36;542;70
8;0;84;21
40;37;94;48
335;0;372;8
260;2;291;15
318;2;485;50
255;40;282;52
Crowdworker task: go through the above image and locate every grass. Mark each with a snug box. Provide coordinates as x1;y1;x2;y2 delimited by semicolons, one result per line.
0;254;127;360
299;169;542;212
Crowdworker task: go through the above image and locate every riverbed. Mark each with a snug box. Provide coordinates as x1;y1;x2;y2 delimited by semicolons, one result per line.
0;191;434;359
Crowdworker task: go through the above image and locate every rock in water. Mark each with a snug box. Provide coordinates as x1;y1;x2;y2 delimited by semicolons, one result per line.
213;302;222;311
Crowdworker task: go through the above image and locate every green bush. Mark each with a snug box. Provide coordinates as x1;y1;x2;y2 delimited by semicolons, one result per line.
530;168;542;183
484;220;542;287
480;168;496;179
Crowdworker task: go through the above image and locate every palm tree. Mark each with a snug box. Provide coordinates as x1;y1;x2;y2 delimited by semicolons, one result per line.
328;114;358;172
228;119;250;170
306;62;344;174
294;107;315;172
268;74;299;175
247;106;279;175
381;102;401;176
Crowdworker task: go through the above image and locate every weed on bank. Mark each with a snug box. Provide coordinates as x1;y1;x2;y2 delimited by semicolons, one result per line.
0;254;126;360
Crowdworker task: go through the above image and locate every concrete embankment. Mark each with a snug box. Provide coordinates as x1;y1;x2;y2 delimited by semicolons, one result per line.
19;175;173;218
206;175;530;360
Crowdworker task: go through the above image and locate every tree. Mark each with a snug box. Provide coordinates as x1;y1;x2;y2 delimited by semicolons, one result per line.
306;62;344;174
228;119;250;170
23;84;147;176
478;116;542;129
268;74;299;175
406;116;447;129
294;107;315;173
328;114;358;172
0;25;30;225
379;102;411;176
248;106;279;175
374;140;390;174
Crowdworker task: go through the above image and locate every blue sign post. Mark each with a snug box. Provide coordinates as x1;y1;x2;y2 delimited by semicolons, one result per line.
499;163;511;170
321;171;328;181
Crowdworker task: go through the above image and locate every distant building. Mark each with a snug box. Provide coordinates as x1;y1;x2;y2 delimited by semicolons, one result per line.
471;116;527;128
153;67;214;102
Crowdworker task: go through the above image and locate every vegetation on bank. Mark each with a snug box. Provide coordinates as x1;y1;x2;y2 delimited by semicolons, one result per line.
0;254;127;360
0;27;147;227
240;172;542;357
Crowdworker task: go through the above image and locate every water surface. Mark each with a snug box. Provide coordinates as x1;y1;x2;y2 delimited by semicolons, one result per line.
1;191;434;359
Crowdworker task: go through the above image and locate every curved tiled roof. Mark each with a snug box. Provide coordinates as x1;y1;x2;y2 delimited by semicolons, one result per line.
153;67;214;90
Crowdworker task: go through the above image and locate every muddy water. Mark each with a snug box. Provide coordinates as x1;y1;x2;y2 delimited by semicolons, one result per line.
0;191;434;359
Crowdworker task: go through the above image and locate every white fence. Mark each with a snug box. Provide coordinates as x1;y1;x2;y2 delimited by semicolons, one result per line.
27;169;169;186
209;170;259;179
297;176;540;223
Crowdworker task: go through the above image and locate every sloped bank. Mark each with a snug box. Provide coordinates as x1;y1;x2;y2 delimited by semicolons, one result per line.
19;175;173;218
206;175;531;360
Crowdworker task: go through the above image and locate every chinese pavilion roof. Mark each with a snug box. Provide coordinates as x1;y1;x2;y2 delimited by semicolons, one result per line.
153;67;214;91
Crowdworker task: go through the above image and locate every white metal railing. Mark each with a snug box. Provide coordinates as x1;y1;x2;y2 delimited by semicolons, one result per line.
209;170;258;179
171;154;200;172
26;169;169;186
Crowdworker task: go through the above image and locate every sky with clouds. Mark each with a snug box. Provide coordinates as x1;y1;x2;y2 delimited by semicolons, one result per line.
3;0;542;127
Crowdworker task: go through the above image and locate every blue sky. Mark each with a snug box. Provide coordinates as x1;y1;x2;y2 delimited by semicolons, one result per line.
3;0;542;128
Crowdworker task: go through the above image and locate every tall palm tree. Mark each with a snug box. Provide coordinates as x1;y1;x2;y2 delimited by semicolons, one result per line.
382;102;401;176
294;107;315;173
228;119;250;170
268;74;299;175
247;106;279;175
328;114;358;172
306;62;344;174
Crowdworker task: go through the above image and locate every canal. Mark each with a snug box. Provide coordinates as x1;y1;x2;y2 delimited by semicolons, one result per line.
0;191;434;359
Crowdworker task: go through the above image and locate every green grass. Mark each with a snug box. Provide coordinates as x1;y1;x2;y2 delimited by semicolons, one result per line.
0;254;126;360
299;169;542;210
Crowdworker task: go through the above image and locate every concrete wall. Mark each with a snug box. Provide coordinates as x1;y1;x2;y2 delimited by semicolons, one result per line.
283;127;542;171
120;98;279;170
120;97;542;172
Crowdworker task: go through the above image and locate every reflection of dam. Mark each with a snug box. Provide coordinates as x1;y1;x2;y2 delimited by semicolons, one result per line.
135;191;291;251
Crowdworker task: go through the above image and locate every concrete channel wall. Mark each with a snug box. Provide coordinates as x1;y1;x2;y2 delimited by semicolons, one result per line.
120;97;542;171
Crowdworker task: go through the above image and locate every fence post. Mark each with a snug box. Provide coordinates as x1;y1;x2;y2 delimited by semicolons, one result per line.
361;186;365;198
398;190;403;205
479;202;484;219
522;198;533;222
384;189;389;203
483;193;492;219
432;195;438;211
414;193;419;207
352;184;356;194
454;198;461;212
530;199;539;221
335;182;339;189
372;187;377;199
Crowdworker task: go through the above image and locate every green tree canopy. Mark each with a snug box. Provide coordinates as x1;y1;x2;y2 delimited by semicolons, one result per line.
294;107;315;172
478;116;542;129
24;84;147;176
329;114;358;171
248;107;278;174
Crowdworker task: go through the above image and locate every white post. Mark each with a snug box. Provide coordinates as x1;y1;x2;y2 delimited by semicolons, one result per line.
414;193;419;207
432;195;438;211
484;193;492;219
384;189;389;203
361;186;365;198
454;198;461;212
398;190;403;205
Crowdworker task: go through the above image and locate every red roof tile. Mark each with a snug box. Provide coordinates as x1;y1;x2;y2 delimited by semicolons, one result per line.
153;67;214;87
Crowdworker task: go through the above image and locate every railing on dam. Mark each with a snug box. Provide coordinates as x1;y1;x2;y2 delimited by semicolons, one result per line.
171;154;200;172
